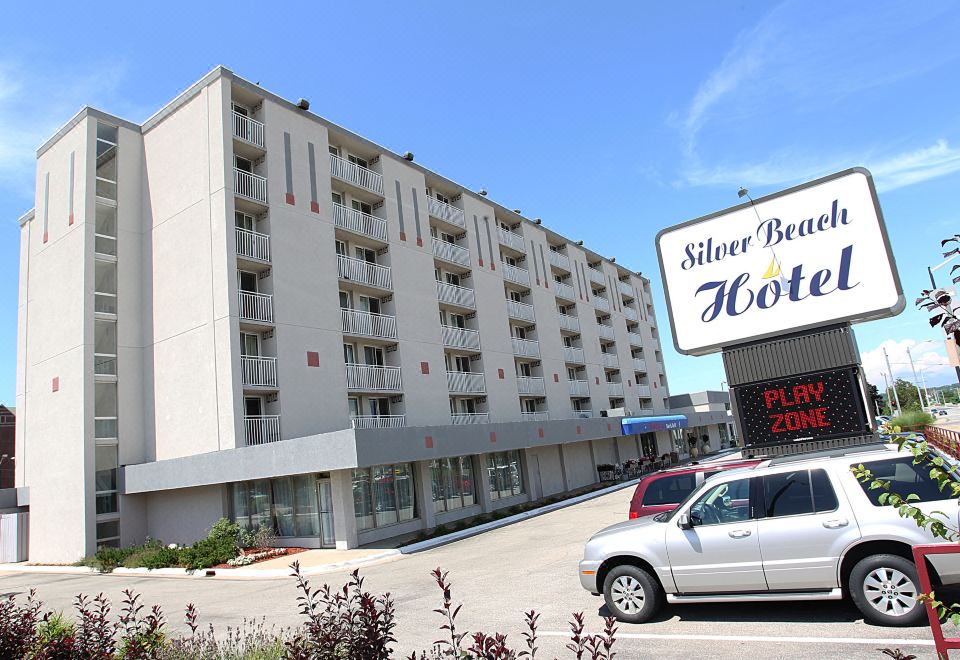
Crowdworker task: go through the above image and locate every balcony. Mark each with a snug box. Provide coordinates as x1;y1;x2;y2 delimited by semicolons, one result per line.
236;227;270;263
632;357;647;372
636;384;652;398
427;197;466;229
554;281;576;301
352;415;405;430
436;281;476;309
241;356;277;388
244;415;281;446
441;324;481;351
452;413;489;425
330;154;384;196
651;337;660;351
234;169;267;205
512;337;541;359
432;239;471;267
337;254;393;290
447;371;486;394
623;306;639;322
333;202;388;242
597;323;615;340
588;267;605;285
232;111;265;149
569;408;593;419
635;406;655;416
563;346;585;363
506;299;536;323
497;226;525;252
345;363;402;391
558;313;580;332
548;250;570;270
517;375;546;396
594;295;610;312
601;352;620;369
627;332;643;347
521;411;549;422
569;379;590;397
341;308;398;340
502;262;531;287
238;291;273;324
607;381;624;397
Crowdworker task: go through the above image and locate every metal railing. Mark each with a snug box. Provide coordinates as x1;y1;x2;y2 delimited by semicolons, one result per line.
446;370;486;393
636;384;652;398
635;406;655;415
594;295;610;312
234;168;267;204
517;376;546;396
497;226;525;251
238;291;273;323
597;323;615;340
235;227;271;263
333;202;388;242
432;238;471;267
436;281;476;309
588;267;606;285
563;346;585;363
569;379;590;397
427;197;466;228
607;381;624;397
329;154;384;195
241;356;278;387
569;408;593;419
623;306;639;321
512;337;541;358
337;254;393;290
244;415;281;446
502;262;531;286
345;363;402;391
351;415;405;430
632;357;647;372
554;281;576;301
452;413;489;424
548;250;570;270
617;280;633;297
601;352;620;368
340;308;398;340
558;313;580;332
521;411;550;422
232;111;265;148
506;299;536;322
441;325;481;351
627;332;643;346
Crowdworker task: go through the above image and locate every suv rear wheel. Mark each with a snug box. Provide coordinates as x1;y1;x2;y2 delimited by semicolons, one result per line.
849;554;924;626
602;564;663;623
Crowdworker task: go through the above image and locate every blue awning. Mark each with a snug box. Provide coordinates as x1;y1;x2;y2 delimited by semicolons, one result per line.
621;415;688;435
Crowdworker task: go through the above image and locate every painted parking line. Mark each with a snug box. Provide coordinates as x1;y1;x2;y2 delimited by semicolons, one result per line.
538;631;935;646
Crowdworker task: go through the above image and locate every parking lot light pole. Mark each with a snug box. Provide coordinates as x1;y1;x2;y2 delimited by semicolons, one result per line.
883;347;902;417
905;345;927;408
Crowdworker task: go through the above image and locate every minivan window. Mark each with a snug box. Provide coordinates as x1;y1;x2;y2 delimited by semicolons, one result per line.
856;457;951;505
641;474;696;506
761;469;837;518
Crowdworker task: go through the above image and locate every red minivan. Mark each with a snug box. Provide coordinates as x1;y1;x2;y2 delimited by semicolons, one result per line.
627;459;762;519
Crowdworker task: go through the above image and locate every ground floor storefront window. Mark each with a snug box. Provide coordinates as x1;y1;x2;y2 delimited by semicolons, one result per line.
487;450;524;500
230;475;321;537
430;456;476;513
718;423;729;446
352;463;417;531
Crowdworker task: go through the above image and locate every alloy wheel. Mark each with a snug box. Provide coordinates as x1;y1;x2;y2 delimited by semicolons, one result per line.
611;575;646;614
863;567;918;617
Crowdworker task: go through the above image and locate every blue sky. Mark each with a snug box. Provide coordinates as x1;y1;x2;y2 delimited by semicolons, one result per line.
1;1;960;406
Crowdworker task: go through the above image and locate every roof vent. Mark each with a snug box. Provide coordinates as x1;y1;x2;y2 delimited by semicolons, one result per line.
534;218;542;225
296;98;310;110
403;152;414;161
576;240;584;246
513;209;521;214
479;188;487;196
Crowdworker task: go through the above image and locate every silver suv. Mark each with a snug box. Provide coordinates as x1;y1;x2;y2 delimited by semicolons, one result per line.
579;444;960;626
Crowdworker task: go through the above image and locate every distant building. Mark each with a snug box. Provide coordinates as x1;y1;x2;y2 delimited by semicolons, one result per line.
0;406;13;489
666;391;737;457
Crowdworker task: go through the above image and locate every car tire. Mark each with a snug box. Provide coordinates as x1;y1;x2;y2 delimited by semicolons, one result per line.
849;554;925;627
602;564;663;623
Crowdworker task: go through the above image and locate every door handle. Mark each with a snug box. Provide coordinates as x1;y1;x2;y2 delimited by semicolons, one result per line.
728;529;752;538
823;519;849;529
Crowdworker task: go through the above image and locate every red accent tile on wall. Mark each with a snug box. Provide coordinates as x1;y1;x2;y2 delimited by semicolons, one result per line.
420;361;430;375
68;213;74;226
553;373;559;383
416;237;423;247
310;201;320;213
43;231;48;244
285;193;296;205
498;368;505;379
306;351;320;367
478;258;484;267
535;278;540;286
51;377;59;392
654;382;658;388
399;231;406;241
608;423;612;432
576;425;582;435
490;431;497;443
490;263;496;271
424;436;433;449
543;280;549;289
628;380;632;387
538;428;544;438
595;376;600;385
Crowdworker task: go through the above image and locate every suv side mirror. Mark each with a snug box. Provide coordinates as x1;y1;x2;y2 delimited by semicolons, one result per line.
678;513;693;530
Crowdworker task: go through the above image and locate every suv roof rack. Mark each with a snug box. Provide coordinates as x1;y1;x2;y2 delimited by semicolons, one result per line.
765;441;890;465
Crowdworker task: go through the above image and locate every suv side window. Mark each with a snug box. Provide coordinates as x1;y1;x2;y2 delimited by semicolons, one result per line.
688;478;751;526
761;469;838;518
856;457;951;505
642;474;696;506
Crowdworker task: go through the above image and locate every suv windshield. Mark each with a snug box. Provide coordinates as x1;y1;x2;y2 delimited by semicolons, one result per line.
855;456;957;505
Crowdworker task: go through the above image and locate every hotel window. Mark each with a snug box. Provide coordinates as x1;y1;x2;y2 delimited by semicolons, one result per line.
95;123;118;201
230;475;321;538
487;450;524;500
351;463;417;531
347;153;369;169
95;444;119;518
430;456;476;513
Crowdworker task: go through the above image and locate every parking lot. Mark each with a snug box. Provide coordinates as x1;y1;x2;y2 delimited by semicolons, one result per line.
1;485;946;658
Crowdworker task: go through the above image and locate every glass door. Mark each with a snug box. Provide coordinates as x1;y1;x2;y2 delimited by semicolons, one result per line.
317;479;335;548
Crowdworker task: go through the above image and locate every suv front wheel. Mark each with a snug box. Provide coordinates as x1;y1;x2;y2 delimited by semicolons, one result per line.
602;564;664;623
849;554;925;626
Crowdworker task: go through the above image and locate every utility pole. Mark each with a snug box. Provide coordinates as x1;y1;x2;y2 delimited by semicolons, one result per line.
919;369;931;409
883;347;902;416
905;346;927;408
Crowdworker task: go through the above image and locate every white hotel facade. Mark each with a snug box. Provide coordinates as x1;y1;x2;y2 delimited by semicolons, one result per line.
15;67;673;562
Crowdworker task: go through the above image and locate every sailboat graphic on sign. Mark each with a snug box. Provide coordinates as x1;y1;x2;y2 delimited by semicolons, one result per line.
761;257;780;280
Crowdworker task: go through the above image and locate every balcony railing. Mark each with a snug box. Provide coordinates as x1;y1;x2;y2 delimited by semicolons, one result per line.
436;281;476;309
521;411;549;422
558;313;580;332
651;337;660;351
241;355;277;387
627;332;643;346
512;337;541;358
345;363;402;391
330;154;384;195
502;262;531;287
633;357;647;372
607;381;624;397
618;280;634;297
517;375;546;396
554;281;576;301
601;352;620;368
569;408;594;419
594;295;610;312
244;415;281;446
588;267;606;285
597;323;615;340
333;202;388;242
563;346;585;363
548;250;570;270
232;111;265;149
236;227;270;263
352;415;405;430
623;306;639;322
447;370;486;394
569;379;590;397
432;238;471;267
427;197;466;229
506;299;536;322
337;254;393;290
239;291;273;323
234;168;267;204
497;226;525;251
340;308;398;340
441;324;481;351
636;384;652;398
635;406;655;416
451;412;489;425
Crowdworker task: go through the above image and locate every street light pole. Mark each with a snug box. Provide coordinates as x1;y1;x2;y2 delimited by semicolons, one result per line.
905;345;927;408
883;347;902;417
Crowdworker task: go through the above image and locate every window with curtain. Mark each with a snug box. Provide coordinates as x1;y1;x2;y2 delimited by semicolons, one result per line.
488;451;524;500
351;463;417;531
429;456;478;513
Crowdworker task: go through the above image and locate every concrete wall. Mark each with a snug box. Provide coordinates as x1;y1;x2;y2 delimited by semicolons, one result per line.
144;485;226;546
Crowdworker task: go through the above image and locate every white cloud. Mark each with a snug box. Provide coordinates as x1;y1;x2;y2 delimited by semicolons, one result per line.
860;338;952;391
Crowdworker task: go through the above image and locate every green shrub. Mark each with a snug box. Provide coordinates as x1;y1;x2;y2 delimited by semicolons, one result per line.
121;545;181;570
890;409;935;429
